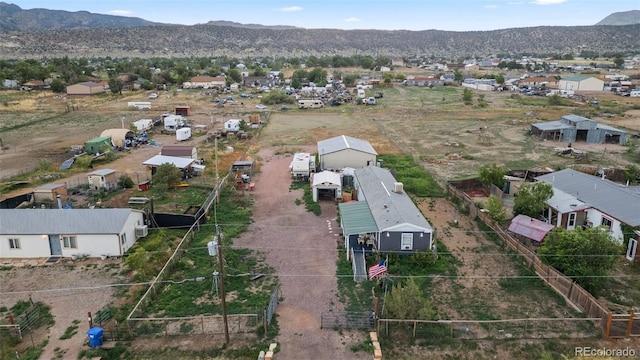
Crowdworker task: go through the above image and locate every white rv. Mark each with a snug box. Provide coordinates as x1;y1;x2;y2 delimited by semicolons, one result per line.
297;99;324;109
224;119;242;132
163;115;185;131
289;152;316;179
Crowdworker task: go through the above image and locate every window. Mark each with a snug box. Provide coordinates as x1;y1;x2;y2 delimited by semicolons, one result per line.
62;236;77;249
601;217;613;229
8;238;20;249
120;233;127;245
401;233;414;251
568;213;576;227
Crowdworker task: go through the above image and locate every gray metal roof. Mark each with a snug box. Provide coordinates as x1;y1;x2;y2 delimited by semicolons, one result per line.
596;123;627;134
354;166;432;232
536;169;640;226
0;209;137;235
562;114;592;123
317;135;378;156
338;201;378;236
87;169;115;176
531;121;571;131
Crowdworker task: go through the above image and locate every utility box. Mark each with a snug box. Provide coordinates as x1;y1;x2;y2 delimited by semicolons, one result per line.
87;327;104;348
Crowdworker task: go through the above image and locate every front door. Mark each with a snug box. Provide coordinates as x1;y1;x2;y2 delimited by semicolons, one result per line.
567;213;577;230
48;235;62;256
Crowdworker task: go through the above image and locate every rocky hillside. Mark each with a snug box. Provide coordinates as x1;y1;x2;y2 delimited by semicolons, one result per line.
0;2;158;30
0;23;638;60
596;10;640;26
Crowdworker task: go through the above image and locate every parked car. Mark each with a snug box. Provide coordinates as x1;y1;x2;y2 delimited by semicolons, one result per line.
330;100;342;106
149;93;158;99
256;104;267;109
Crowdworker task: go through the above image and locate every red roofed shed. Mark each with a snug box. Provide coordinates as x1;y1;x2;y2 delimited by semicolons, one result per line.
508;214;554;243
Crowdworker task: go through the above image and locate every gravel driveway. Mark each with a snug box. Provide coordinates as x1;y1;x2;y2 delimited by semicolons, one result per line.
233;147;368;360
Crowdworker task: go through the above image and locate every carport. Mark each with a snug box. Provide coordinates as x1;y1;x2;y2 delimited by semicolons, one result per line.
312;171;342;202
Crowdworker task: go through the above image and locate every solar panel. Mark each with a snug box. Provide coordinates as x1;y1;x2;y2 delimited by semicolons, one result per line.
60;158;75;170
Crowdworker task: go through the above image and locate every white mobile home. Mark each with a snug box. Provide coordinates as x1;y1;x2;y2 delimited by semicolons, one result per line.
297;99;324;109
0;209;147;259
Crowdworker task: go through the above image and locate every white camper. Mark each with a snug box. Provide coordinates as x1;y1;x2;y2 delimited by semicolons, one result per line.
297;99;324;109
132;119;153;132
289;152;316;179
176;127;191;141
224;119;242;132
127;101;152;110
163;115;184;131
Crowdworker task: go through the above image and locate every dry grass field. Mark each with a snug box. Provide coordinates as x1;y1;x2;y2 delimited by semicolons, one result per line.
2;83;640;358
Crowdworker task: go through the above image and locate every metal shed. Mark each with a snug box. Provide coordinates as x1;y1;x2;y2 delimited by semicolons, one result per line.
312;171;342;202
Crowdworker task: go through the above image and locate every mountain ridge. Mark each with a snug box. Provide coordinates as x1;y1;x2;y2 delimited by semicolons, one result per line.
595;10;640;26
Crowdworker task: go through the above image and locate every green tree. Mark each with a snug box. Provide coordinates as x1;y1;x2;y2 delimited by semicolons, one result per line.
623;165;640;185
108;77;124;95
462;88;473;105
152;163;183;196
513;182;553;218
613;57;625;69
547;93;563;106
454;69;463;82
495;74;505;85
384;277;436;320
478;163;507;189
486;195;507;224
49;79;65;93
118;175;135;189
227;68;242;84
538;227;621;293
477;94;488;108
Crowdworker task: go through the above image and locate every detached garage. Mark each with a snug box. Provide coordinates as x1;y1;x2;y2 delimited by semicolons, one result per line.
312;171;342;202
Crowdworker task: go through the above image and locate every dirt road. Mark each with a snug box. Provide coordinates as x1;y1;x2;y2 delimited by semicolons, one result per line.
233;147;369;359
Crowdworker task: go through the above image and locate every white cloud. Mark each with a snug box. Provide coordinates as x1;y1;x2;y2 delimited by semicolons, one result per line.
485;4;497;8
279;6;302;12
343;17;361;23
108;10;132;16
531;0;567;5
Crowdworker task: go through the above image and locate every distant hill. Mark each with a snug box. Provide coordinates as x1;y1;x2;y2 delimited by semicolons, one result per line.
0;2;159;31
596;10;640;26
1;23;638;60
201;20;299;30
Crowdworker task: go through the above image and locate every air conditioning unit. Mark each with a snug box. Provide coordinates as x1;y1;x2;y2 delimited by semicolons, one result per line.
393;182;404;193
135;225;148;238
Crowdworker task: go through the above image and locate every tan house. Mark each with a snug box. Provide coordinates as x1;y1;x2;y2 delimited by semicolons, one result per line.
87;169;118;190
33;183;68;204
66;81;106;95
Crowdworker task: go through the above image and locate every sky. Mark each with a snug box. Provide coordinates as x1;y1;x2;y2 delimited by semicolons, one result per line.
7;0;639;31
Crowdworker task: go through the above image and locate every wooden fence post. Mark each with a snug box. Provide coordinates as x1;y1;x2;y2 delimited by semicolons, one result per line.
605;312;612;338
626;309;635;337
413;321;417;338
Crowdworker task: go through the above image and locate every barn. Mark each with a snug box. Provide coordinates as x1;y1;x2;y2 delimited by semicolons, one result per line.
66;81;106;96
312;171;342;202
317;135;378;170
558;76;604;92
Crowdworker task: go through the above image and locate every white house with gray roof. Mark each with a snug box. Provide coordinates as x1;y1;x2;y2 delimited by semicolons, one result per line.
317;135;378;170
0;209;146;259
536;169;640;244
343;166;433;255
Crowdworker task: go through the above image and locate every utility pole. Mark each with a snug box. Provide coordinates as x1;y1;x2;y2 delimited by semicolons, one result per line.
216;227;230;346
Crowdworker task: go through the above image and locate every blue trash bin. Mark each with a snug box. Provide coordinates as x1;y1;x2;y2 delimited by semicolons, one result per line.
87;327;104;348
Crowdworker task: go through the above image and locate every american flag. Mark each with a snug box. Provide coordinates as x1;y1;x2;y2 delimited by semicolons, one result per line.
368;260;387;281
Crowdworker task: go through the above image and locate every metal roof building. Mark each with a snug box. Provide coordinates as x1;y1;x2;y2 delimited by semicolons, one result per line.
508;214;555;243
536;169;640;227
317;135;378;170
